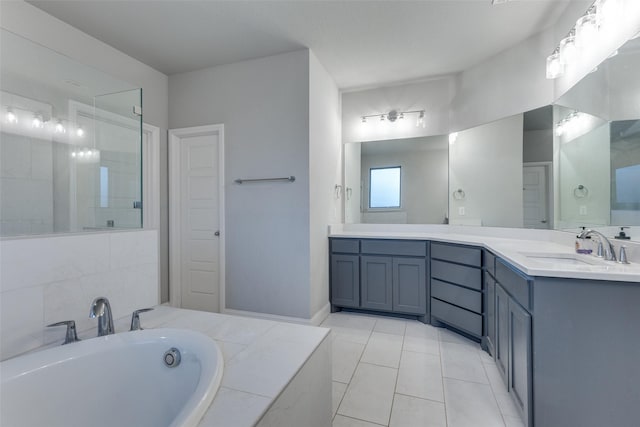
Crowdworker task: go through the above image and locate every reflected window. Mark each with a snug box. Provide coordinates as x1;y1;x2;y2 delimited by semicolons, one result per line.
100;166;109;208
369;166;401;208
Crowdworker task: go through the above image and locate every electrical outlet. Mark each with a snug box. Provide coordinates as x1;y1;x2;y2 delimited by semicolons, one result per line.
579;205;587;216
458;207;465;216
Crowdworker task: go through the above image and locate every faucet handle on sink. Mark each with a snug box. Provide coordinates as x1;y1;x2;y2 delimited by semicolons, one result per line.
47;320;80;345
130;308;154;331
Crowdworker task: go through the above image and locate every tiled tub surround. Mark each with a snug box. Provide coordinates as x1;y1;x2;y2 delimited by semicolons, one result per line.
0;229;159;360
119;306;331;427
329;224;640;281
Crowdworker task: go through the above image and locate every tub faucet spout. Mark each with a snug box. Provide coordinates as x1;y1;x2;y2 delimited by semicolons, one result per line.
89;297;114;336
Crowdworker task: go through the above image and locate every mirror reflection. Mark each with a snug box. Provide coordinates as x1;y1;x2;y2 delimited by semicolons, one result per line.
0;29;143;237
554;34;640;240
344;135;448;224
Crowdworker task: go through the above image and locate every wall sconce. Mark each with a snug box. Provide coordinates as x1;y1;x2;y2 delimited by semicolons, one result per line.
361;109;426;128
5;107;18;124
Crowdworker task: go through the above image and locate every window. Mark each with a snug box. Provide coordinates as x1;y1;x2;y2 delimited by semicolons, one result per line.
369;166;401;208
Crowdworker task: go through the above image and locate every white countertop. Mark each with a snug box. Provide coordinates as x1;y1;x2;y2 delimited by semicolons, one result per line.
128;306;330;427
329;225;640;283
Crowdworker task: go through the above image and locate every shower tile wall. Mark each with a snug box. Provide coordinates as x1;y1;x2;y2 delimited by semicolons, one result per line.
0;229;159;360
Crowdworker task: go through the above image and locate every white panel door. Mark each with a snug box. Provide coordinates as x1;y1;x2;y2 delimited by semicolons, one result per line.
523;165;549;229
179;134;220;312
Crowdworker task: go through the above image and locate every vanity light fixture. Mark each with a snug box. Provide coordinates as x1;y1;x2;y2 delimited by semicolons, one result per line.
546;0;627;79
546;48;564;79
361;109;425;127
5;108;17;123
76;126;85;137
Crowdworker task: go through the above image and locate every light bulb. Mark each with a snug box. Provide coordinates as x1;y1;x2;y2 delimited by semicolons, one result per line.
71;151;77;158
78;150;85;157
559;35;577;65
575;14;598;48
449;132;458;145
6;108;17;123
76;126;85;137
416;111;426;128
32;115;44;129
380;115;385;121
54;121;66;134
399;112;405;120
361;116;367;123
546;51;564;79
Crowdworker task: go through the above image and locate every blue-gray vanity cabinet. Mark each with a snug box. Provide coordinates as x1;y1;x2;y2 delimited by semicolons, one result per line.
508;297;532;425
360;256;393;311
392;257;427;315
482;250;497;358
492;259;533;426
430;242;483;338
330;238;360;310
494;283;509;385
330;254;360;308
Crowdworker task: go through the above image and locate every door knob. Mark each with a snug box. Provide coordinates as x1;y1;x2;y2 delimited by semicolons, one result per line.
214;231;220;236
541;220;547;223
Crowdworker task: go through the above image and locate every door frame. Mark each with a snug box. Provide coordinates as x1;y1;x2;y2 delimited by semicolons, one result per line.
523;161;553;229
168;124;225;311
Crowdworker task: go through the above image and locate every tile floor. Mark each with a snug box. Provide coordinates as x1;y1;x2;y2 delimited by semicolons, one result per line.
321;311;525;427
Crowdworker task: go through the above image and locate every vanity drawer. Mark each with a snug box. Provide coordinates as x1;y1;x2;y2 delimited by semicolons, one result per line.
431;279;481;314
431;298;482;337
496;258;532;310
331;238;360;254
431;242;481;267
431;259;482;291
360;239;427;257
483;250;496;277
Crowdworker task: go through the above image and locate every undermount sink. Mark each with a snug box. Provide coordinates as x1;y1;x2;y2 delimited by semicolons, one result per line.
519;252;606;267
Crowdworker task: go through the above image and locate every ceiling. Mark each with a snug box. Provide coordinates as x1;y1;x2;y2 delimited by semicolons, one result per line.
28;0;588;90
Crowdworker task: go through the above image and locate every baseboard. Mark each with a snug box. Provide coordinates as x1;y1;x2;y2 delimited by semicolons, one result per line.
222;308;312;325
309;303;331;326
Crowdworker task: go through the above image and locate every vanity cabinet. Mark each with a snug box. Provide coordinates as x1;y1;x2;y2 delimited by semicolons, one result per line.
493;258;533;427
483;251;497;356
330;239;360;308
330;238;428;319
430;242;483;338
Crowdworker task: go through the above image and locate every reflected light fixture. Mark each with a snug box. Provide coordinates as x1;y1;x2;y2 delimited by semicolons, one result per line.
76;126;85;137
32;114;44;129
54;120;66;134
559;32;578;65
449;132;459;145
5;108;17;123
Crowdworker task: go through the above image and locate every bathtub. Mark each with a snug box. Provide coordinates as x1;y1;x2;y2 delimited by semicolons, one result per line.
0;328;223;427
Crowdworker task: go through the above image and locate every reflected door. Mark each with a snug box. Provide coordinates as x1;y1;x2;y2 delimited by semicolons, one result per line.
523;165;549;229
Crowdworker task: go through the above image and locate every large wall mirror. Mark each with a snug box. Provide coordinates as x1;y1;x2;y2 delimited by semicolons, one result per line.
343;32;639;241
0;29;143;237
344;135;449;225
554;34;640;240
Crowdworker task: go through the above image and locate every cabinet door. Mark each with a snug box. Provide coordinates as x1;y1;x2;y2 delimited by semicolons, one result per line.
361;256;393;311
331;254;360;308
485;272;496;356
495;284;509;386
392;257;426;315
509;299;532;426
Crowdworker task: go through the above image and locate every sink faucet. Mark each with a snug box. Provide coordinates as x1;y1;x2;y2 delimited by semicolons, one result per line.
89;297;115;336
577;229;617;262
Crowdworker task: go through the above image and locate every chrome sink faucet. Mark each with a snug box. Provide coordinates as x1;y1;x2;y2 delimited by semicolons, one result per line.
89;297;115;336
577;229;617;262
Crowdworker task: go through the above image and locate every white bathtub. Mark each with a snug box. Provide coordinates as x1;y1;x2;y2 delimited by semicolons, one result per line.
0;328;223;427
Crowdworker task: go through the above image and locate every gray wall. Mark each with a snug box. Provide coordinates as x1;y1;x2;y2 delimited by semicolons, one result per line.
523;129;553;163
309;52;341;317
169;49;314;319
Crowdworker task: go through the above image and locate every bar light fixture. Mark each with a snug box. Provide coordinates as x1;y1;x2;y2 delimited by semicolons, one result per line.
361;109;426;128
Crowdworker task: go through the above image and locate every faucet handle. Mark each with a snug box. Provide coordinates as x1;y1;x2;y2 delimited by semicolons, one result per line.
130;308;154;331
618;246;630;264
596;240;604;258
47;320;80;345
